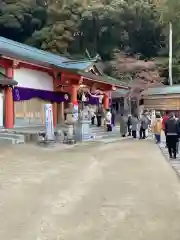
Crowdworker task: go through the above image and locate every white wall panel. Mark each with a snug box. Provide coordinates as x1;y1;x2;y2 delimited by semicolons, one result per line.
14;68;53;91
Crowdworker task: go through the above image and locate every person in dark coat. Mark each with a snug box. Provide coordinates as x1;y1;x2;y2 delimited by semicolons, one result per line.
96;107;102;127
139;113;149;139
165;112;180;159
162;111;169;147
127;114;132;136
111;107;115;126
120;114;127;137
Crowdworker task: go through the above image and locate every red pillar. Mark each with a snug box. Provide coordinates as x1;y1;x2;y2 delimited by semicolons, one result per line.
71;85;78;104
5;67;14;128
104;93;109;110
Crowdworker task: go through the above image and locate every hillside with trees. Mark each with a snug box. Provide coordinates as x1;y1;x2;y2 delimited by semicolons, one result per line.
0;0;179;85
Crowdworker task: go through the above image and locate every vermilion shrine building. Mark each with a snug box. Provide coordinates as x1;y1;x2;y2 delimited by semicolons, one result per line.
0;37;127;129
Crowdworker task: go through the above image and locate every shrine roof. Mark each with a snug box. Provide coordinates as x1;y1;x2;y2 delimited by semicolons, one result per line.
0;37;94;71
111;89;128;98
104;75;128;88
78;71;128;89
142;85;180;96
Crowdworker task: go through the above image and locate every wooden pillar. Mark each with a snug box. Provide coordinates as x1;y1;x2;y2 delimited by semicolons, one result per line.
58;102;64;123
103;93;109;110
5;67;14;128
53;102;57;127
71;85;78;104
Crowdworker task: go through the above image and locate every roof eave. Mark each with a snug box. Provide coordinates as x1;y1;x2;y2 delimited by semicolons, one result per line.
0;72;18;86
0;37;94;71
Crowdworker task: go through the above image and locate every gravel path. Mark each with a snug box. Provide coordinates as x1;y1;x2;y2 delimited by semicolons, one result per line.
0;140;179;240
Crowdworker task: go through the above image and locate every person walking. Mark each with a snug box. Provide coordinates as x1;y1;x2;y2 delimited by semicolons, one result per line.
162;111;169;147
89;106;95;125
105;109;112;132
152;112;162;144
127;114;132;136
96;107;102;127
176;116;180;154
165;112;180;159
120;114;127;137
139;113;149;139
131;114;139;139
111;107;116;127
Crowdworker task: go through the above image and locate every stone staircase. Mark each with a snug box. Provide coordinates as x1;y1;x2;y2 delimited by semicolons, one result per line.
90;125;120;139
0;131;25;144
0;124;121;145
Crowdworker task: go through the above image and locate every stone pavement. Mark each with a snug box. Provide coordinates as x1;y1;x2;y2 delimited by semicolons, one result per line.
0;139;180;239
159;135;180;178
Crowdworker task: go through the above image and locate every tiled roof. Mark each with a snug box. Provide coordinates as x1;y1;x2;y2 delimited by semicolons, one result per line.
104;75;129;88
111;89;129;98
0;37;94;70
142;85;180;96
78;71;128;88
0;37;129;88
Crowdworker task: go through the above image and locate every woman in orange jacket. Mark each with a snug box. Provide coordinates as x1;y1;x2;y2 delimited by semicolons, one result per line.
152;112;162;144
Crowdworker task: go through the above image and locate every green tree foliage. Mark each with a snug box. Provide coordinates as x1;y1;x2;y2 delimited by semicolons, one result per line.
156;0;180;84
0;0;165;59
69;0;164;60
26;1;84;54
0;0;47;42
0;0;168;83
69;4;123;60
119;0;165;58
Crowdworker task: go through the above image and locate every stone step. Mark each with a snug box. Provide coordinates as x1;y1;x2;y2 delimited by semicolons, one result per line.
91;127;119;132
0;136;24;144
91;132;119;139
0;133;25;141
91;131;120;137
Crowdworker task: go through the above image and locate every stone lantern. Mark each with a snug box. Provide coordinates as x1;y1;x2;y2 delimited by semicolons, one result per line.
64;103;77;143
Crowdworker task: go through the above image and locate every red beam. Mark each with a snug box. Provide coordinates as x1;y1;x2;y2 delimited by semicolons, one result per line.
0;58;13;68
18;62;52;75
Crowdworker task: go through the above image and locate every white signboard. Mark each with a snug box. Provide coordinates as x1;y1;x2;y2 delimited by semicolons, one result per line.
74;104;79;121
44;104;54;140
151;110;156;125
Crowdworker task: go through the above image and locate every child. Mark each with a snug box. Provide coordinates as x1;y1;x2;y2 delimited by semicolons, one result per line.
105;109;112;132
152;112;162;143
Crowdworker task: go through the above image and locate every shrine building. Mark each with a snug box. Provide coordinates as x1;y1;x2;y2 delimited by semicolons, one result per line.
0;36;128;129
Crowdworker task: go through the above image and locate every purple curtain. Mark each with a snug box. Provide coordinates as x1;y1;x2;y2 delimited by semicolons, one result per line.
86;95;100;105
13;87;69;103
86;95;112;105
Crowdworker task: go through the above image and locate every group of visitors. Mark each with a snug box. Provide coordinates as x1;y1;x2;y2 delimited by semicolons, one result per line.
152;111;180;159
89;106;115;130
120;112;150;139
89;104;180;159
89;105;104;127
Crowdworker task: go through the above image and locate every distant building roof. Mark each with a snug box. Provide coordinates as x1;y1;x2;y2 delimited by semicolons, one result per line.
142;85;180;96
0;37;94;71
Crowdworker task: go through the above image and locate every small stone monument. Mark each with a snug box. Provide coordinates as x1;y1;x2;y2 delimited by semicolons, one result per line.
75;105;92;141
56;129;65;143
